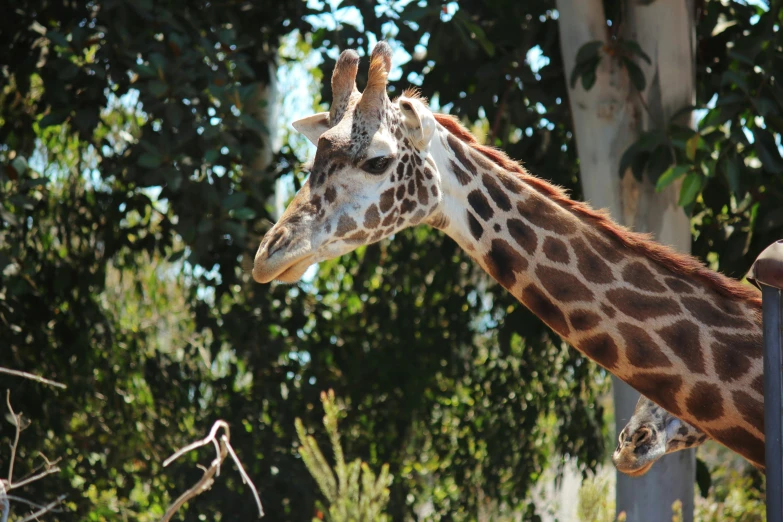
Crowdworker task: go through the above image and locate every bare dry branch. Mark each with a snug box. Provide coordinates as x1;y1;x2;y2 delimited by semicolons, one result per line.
1;391;65;522
16;495;66;522
161;420;264;521
0;368;66;390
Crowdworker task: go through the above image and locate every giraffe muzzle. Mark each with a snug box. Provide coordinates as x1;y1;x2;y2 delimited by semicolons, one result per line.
253;226;316;284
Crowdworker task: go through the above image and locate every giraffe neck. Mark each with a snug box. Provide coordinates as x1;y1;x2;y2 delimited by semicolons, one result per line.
427;121;766;468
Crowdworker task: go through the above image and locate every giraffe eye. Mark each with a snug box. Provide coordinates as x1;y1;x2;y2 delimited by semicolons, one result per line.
361;156;392;175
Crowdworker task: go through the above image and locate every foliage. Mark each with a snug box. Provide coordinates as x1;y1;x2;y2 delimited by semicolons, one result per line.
0;0;776;520
577;471;616;522
296;390;392;522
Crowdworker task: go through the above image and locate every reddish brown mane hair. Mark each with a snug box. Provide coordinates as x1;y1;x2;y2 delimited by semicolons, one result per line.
433;113;762;307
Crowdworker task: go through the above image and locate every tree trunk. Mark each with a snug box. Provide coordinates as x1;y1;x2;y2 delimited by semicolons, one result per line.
557;0;696;520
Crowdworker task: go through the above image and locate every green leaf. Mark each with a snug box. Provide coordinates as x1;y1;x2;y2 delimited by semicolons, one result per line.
231;207;257;220
646;145;673;184
138;153;162;169
619;40;651;64
678;172;702;206
46;30;69;47
204;149;220;163
656;165;690;192
723;155;742;195
168;249;185;263
618;142;641;178
222;192;248;211
631;151;650;182
721;70;749;93
623;57;646;92
148;80;168;98
574;41;603;66
685;134;702;161
162;169;182;191
581;66;597;91
753;128;783;174
39;109;70;128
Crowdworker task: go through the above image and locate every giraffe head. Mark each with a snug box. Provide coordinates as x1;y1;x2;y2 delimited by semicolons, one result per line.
253;43;442;283
612;395;707;476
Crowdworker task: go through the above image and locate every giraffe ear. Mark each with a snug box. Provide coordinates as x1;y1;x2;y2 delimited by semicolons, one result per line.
292;112;330;146
399;98;435;150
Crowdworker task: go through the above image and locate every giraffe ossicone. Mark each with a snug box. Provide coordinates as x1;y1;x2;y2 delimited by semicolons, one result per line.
613;395;709;477
253;42;766;469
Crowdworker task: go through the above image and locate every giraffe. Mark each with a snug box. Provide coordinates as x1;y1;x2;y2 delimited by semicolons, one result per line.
252;42;766;468
613;395;708;476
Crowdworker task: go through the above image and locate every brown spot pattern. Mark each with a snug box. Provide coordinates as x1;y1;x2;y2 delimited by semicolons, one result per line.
450;160;472;186
542;237;569;264
622;262;666;293
364;204;380;229
686;382;724;421
712;427;764;466
417;181;429;205
601;304;617;318
522;283;570;336
569;309;601;331
578;333;619;369
618;322;672;369
516;196;578;235
711;337;754;382
395;184;406;201
468;190;494;221
665;277;694;294
379;188;395;213
657;320;705;374
585;233;625;263
507;219;537;256
606;289;680;321
682;296;752;329
467;211;483;240
400;199;416;215
484;239;527;289
345;231;369;244
498;172;523;194
482;174;512;211
630;373;684;416
325;186;337;204
336;215;357;237
381;209;399;227
536;265;594;303
447;134;477;177
571;237;615;284
733;390;764;433
751;374;764;395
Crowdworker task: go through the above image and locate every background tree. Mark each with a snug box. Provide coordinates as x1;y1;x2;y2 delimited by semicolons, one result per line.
1;1;780;520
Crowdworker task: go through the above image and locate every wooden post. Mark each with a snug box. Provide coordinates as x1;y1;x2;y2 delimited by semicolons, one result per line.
748;240;783;521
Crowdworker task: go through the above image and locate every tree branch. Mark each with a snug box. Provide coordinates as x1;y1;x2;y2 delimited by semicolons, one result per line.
1;392;65;522
161;420;264;521
0;368;66;390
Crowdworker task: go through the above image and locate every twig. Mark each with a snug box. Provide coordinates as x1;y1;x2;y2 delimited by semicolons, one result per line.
161;420;264;521
0;392;65;522
0;368;66;390
16;495;66;522
6;392;20;485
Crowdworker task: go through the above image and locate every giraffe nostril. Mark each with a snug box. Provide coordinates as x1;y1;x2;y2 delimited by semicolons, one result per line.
632;427;653;446
266;229;287;256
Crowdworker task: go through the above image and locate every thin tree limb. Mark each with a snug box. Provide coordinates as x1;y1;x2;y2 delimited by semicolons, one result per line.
0;368;66;390
161;420;264;521
16;495;66;522
0;391;65;522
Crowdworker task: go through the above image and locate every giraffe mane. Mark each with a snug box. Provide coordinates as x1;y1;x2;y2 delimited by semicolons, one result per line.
433;113;763;308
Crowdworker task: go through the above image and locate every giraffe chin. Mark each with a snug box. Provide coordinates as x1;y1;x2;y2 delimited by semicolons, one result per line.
253;254;315;284
618;461;655;477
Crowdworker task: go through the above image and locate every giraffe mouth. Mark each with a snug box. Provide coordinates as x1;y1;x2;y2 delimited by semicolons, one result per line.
252;251;316;284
